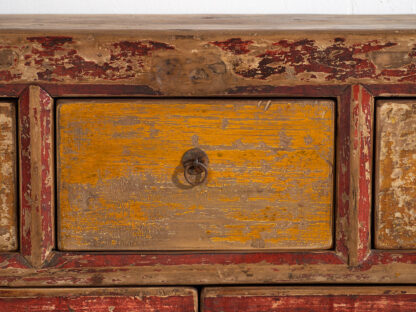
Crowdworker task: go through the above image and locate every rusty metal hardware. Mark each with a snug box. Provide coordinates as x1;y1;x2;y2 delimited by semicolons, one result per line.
181;148;209;186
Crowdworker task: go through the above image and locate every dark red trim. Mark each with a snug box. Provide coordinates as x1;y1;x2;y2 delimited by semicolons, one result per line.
352;85;372;263
203;293;416;312
39;88;54;261
364;84;416;96
18;86;54;267
46;252;344;269
19;88;32;260
225;84;348;96
0;83;349;97
335;87;351;260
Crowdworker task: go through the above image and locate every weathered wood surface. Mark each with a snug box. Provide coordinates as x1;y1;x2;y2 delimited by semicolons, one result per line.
0;288;197;312
2;250;416;286
348;85;372;264
0;31;416;96
202;287;416;312
0;101;17;251
57;99;334;251
375;100;416;249
19;86;54;267
2;15;416;30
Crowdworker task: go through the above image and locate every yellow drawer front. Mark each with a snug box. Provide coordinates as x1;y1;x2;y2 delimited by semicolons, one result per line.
57;99;334;251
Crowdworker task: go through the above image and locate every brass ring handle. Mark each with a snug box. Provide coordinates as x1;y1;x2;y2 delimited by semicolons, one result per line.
184;159;208;186
181;148;209;186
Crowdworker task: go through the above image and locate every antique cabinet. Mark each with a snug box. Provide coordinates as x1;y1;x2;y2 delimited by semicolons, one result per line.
1;15;416;311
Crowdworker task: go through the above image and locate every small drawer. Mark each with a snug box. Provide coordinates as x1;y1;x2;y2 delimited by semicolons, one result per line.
375;100;416;249
0;288;197;312
202;287;416;311
0;101;17;251
57;99;335;251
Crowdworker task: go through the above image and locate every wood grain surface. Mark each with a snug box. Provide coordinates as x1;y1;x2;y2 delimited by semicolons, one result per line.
0;101;17;251
375;100;416;249
0;288;197;312
57;99;334;251
1;15;416;30
202;287;416;312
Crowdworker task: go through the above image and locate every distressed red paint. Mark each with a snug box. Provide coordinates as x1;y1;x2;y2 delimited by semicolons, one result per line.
335;87;351;261
0;295;195;312
27;36;73;48
213;38;398;81
0;70;21;82
210;38;253;55
39;89;54;261
48;252;344;269
19;88;32;259
380;45;416;82
203;294;416;312
351;85;372;264
19;86;54;267
0;255;28;270
23;37;175;81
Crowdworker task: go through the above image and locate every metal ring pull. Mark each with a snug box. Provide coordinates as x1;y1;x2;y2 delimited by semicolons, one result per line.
181;148;209;186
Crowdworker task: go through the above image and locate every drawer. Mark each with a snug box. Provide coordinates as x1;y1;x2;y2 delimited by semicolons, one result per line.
202;287;416;311
57;98;335;251
375;100;416;249
0;101;17;251
0;288;197;312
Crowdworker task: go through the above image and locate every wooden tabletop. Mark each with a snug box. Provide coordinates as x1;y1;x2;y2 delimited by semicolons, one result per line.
0;14;415;31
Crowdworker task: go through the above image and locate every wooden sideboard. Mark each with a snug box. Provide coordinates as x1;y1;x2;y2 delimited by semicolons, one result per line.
1;15;416;311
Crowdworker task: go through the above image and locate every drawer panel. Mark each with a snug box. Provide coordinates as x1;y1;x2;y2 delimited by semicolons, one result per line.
375;100;416;249
202;287;416;312
0;101;17;251
0;288;197;312
57;99;334;251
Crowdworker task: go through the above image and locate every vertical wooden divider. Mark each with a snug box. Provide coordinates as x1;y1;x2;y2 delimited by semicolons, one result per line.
19;85;54;268
335;86;351;263
348;84;373;266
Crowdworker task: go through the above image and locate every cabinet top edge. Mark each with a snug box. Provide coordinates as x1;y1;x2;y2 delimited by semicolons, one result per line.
1;14;416;31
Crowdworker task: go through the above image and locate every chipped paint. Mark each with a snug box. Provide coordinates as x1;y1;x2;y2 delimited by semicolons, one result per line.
0;102;17;251
57;99;334;251
376;100;416;249
0;288;197;312
19;86;54;267
0;32;416;95
349;85;372;265
203;287;416;312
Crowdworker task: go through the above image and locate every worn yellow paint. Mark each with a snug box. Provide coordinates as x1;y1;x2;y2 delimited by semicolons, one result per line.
376;100;416;249
0;102;17;251
57;99;334;250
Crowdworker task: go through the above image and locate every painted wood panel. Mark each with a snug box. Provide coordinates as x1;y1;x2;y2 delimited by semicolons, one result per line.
0;101;17;251
0;30;416;97
375;100;416;249
202;287;416;312
19;86;55;267
57;99;334;251
0;288;197;312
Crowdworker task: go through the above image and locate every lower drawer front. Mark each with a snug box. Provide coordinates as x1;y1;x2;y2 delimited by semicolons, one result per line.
202;287;416;311
0;288;197;312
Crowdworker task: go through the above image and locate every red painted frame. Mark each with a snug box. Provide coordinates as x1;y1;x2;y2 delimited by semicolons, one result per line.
0;82;415;286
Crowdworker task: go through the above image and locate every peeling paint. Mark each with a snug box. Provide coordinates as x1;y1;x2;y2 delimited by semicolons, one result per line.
376;101;416;249
0;102;17;251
